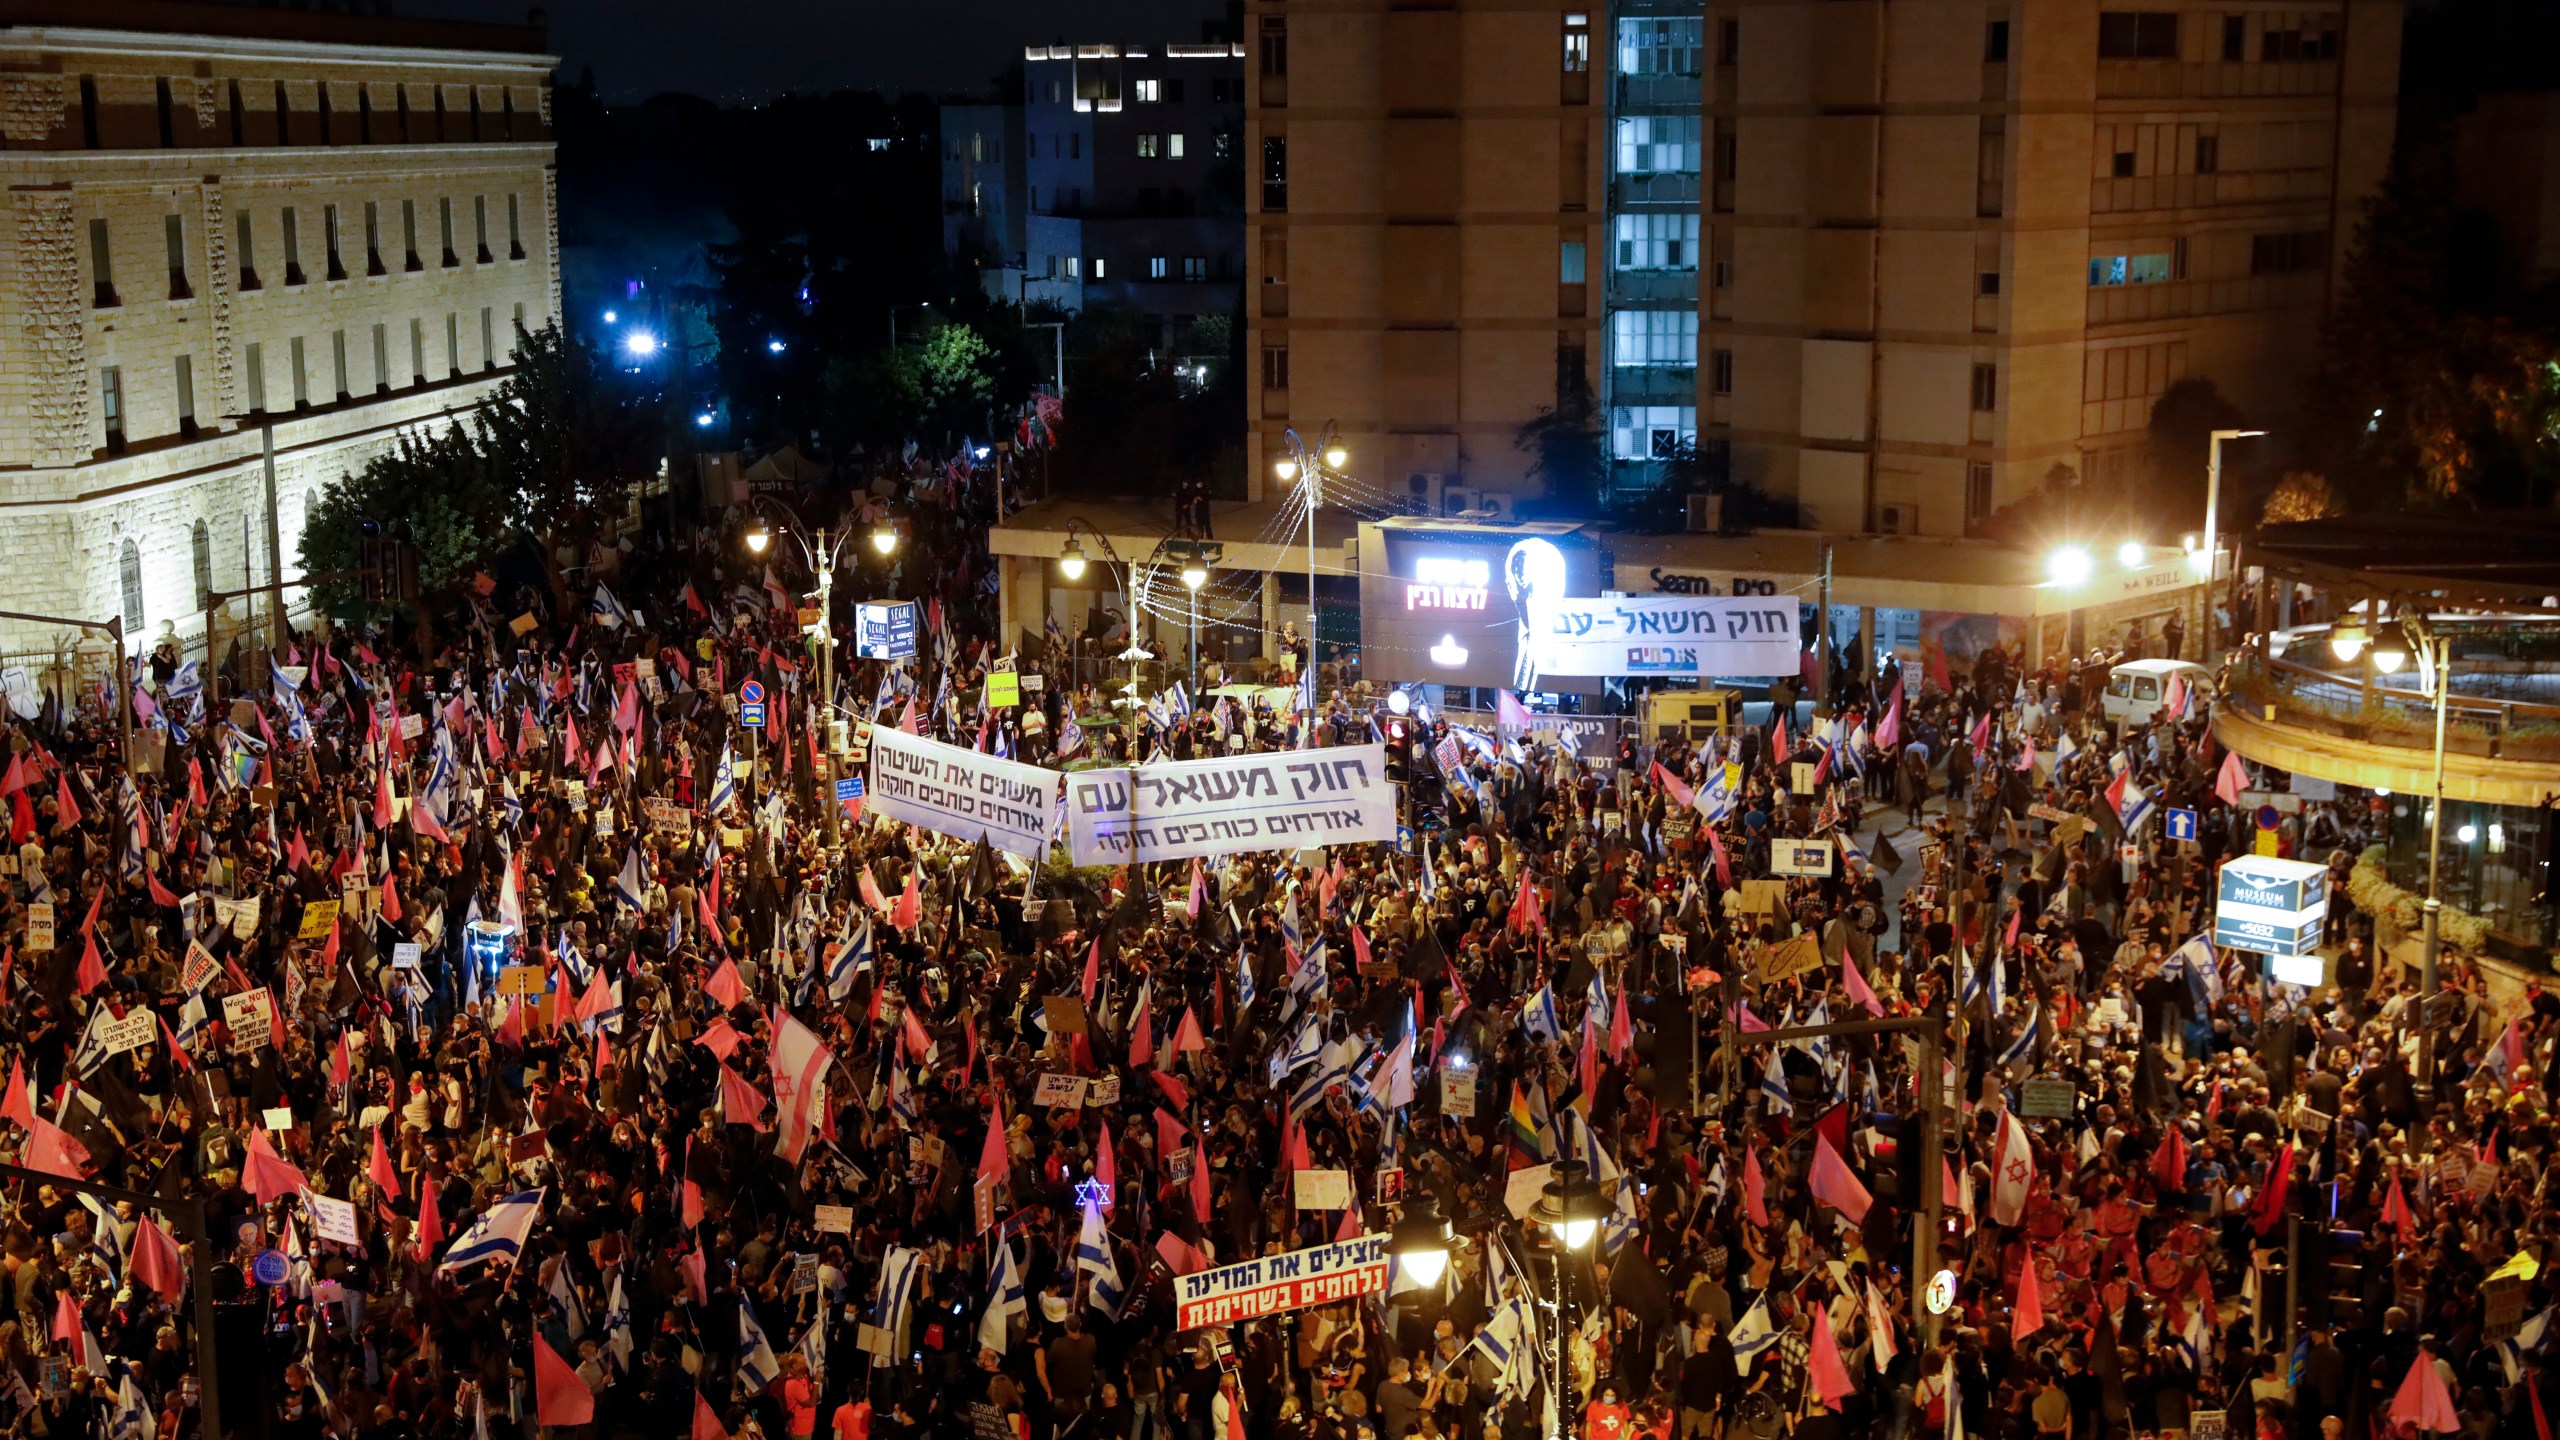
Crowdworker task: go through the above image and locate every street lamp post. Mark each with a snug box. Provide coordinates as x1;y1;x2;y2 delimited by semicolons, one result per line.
1056;521;1150;753
1273;423;1349;698
1180;542;1209;688
1529;1161;1605;1440
2201;428;2264;658
2338;611;2452;1115
745;500;897;849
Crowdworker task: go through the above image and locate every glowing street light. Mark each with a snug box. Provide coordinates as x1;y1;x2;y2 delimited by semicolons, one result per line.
622;330;661;358
2046;547;2094;587
2117;540;2145;568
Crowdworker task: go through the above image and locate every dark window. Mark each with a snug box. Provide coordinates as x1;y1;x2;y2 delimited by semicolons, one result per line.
2112;150;2135;177
1261;16;1288;75
79;76;101;148
283;205;304;285
2261;23;2338;61
88;218;117;308
2196;134;2219;173
434;86;448;141
1262;135;1288;211
2223;14;2246;60
359;85;373;143
1985;20;2010;61
334;329;351;400
440;197;458;267
502;89;516;139
397;84;411;142
323;203;346;281
372;322;390;392
101;367;126;452
275;81;292;145
177;354;198;438
1965;462;1994;530
317;82;334;144
235;211;258;290
1710;349;1733;396
474;195;492;263
365;201;384;275
191;521;212;600
507;193;525;260
403;199;421;270
229;81;246;146
2249;230;2328;275
291;336;309;408
2097;11;2180;58
1978;271;2001;296
117;539;143;628
1970;362;1998;411
1718;18;1740;64
1262;345;1289;391
468;86;483;140
157;78;176;147
165;213;191;300
244;343;265;412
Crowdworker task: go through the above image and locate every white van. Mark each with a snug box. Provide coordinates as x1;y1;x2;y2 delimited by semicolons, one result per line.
2102;658;2213;727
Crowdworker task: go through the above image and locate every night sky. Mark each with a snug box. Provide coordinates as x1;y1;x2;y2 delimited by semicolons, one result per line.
420;0;1235;103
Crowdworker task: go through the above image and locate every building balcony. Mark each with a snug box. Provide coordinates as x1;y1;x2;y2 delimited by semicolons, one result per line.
2217;622;2560;807
1613;74;1703;112
1610;171;1700;207
1606;364;1696;404
1606;268;1699;306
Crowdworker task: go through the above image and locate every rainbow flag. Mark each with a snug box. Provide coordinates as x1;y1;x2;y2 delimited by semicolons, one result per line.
1507;1082;1543;1168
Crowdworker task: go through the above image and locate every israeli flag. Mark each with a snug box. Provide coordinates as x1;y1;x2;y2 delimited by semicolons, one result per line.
2056;731;2080;768
734;1295;781;1392
615;847;648;913
980;1240;1027;1353
108;1363;155;1440
1281;891;1303;952
828;915;875;1002
2168;933;2223;1007
167;660;203;702
1236;945;1257;1011
1519;984;1562;1046
793;1316;827;1388
1074;1203;1125;1317
709;743;737;815
1759;1061;1793;1117
1166;681;1191;718
1730;1296;1781;1374
2119;779;2156;833
1418;838;1438;900
874;1245;926;1351
1280;1019;1325;1078
1999;1005;2041;1070
547;1260;587;1340
603;1273;635;1375
592;582;637;631
1696;764;1738;823
438;1189;546;1272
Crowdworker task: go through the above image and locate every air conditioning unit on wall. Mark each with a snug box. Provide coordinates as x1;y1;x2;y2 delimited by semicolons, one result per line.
1447;488;1516;521
1685;492;1724;533
1877;503;1919;536
1397;472;1447;515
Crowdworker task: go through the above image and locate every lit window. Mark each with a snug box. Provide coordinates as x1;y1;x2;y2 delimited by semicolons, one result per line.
1149;255;1169;279
1613;115;1701;176
1612;213;1700;270
1094;257;1107;279
1134;78;1161;103
1609;405;1696;459
1138;134;1160;158
1169;133;1185;158
2087;252;2175;286
1609;309;1697;367
1615;16;1703;76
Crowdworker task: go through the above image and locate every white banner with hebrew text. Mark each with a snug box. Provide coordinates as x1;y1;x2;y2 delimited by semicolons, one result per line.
1066;744;1398;865
1523;595;1800;679
864;726;1061;858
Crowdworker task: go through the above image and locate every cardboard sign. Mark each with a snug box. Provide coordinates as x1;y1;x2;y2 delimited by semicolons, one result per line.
99;1010;157;1058
1293;1169;1352;1210
1085;1073;1122;1107
1032;1073;1089;1108
1756;933;1823;985
1441;1071;1477;1118
297;899;341;941
24;902;53;952
815;1204;855;1235
1770;839;1835;877
985;672;1021;708
392;942;423;970
2028;803;2077;825
498;964;548;997
305;1191;361;1246
2020;1077;2076;1118
1791;762;1817;794
181;940;219;992
642;798;694;835
1738;879;1789;917
1041;995;1089;1035
400;714;424;739
223;989;275;1048
511;613;541;636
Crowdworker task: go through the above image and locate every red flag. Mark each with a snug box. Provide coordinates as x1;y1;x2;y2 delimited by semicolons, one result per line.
1190;1141;1214;1223
245;1128;309;1204
705;958;745;1010
53;774;81;831
2391;1349;2459;1434
0;1056;30;1127
892;870;921;932
1808;1304;1857;1407
718;1064;770;1130
2379;1172;2417;1231
535;1335;597;1426
73;932;109;995
1809;1133;1872;1222
979;1098;1011;1188
1129;988;1155;1068
24;1116;88;1178
1171;1007;1208;1054
50;1290;77;1343
2151;1126;2189;1195
2531;1376;2553;1440
2250;1141;2295;1236
1081;936;1102;1005
1094;1118;1118;1201
1842;947;1883;1017
1742;1145;1769;1228
412;1172;446;1261
131;1215;187;1301
694;1394;730;1440
2013;1253;2045;1341
370;1126;400;1193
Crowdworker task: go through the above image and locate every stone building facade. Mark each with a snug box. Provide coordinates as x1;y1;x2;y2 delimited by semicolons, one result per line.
0;0;557;660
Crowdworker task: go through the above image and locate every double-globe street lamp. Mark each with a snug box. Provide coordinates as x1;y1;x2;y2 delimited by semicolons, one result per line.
742;499;898;847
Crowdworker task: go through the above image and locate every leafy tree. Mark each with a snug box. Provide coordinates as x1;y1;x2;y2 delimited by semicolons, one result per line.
914;323;998;444
1515;363;1605;519
2260;471;2345;525
298;425;499;620
2139;378;2248;537
473;322;666;565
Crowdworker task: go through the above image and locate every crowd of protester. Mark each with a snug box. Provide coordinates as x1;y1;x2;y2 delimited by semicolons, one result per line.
0;461;2547;1440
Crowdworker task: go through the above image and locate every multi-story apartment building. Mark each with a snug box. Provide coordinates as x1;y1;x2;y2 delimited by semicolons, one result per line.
1245;0;2400;537
942;101;1027;300
0;0;558;655
1001;42;1246;356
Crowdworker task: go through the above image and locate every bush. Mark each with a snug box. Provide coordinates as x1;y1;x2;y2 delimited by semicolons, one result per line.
2348;843;2492;953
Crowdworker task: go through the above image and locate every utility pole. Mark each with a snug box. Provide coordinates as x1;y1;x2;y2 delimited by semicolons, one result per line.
815;526;840;849
1814;538;1834;705
259;414;286;650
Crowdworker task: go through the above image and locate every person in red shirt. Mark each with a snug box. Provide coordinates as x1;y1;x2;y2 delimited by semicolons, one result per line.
1585;1384;1634;1440
832;1395;873;1440
774;1353;818;1440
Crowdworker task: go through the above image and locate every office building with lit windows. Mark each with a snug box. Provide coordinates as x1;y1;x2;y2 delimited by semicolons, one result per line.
1242;0;2401;539
0;0;558;659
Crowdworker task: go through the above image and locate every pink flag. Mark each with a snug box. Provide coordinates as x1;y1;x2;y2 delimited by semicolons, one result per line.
2013;1253;2045;1341
1742;1146;1769;1228
131;1215;187;1301
535;1335;597;1426
1807;1306;1857;1406
2216;749;2251;806
1809;1134;1872;1222
2391;1350;2460;1434
1842;949;1883;1017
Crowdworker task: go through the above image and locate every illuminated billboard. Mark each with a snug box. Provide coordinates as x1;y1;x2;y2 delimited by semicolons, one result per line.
1356;520;1604;691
